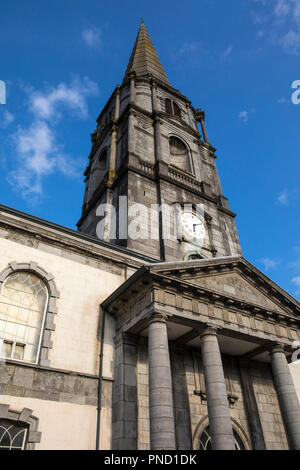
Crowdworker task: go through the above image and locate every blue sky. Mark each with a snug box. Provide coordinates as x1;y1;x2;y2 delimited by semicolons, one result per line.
0;0;300;299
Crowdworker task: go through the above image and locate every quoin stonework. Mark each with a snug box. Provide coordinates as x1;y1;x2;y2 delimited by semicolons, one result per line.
0;21;300;450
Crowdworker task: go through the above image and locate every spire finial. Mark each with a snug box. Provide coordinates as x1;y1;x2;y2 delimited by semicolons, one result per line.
141;17;144;25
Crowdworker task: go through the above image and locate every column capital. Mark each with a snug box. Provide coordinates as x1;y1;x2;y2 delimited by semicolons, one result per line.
269;343;286;355
114;331;138;347
128;71;137;80
195;108;205;122
152;116;163;126
148;312;168;326
111;121;119;134
200;323;220;338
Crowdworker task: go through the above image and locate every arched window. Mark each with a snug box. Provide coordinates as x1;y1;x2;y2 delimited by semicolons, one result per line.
165;99;181;118
169;136;191;173
0;419;28;450
0;272;48;363
199;426;245;450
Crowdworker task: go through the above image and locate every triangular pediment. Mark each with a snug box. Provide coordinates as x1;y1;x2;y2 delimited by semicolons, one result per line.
147;256;300;317
185;271;285;313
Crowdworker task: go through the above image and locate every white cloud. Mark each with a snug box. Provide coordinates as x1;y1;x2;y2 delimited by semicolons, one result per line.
251;0;300;55
220;45;234;62
238;108;256;124
292;275;300;294
82;27;102;48
7;77;98;200
289;256;300;269
278;189;289;205
239;110;249;123
28;77;98;121
171;41;210;70
177;42;203;57
9;120;81;198
0;110;14;128
274;0;292;16
277;188;300;205
281;28;300;54
259;257;280;271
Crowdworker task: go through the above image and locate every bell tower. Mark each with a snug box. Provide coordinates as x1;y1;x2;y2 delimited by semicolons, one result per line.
77;21;242;261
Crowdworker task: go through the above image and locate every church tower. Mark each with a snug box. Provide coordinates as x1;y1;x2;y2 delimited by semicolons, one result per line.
77;21;242;261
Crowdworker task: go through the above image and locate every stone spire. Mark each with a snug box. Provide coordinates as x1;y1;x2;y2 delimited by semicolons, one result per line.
123;20;170;85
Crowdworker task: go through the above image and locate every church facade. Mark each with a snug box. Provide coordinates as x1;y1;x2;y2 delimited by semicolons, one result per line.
0;22;300;450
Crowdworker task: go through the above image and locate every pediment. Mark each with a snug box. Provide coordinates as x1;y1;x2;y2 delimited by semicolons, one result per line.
182;271;286;313
148;257;300;316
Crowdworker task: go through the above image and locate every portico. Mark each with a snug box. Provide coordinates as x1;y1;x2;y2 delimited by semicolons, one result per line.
102;256;300;450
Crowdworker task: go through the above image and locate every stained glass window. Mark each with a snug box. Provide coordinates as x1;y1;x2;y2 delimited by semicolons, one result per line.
0;419;27;450
0;272;48;363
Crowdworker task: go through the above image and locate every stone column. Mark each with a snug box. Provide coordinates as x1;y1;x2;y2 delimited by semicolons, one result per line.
151;81;159;113
148;312;176;450
108;86;120;177
108;122;118;185
153;117;164;163
128;111;135;156
200;117;209;144
152;117;166;260
270;344;300;450
115;85;120;119
200;326;235;450
196;109;210;144
129;74;136;104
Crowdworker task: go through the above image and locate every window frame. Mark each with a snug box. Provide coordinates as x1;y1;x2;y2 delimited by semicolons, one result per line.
0;418;29;450
198;425;246;450
0;404;41;450
165;98;182;118
0;262;59;367
193;415;251;450
0;271;49;365
168;135;194;176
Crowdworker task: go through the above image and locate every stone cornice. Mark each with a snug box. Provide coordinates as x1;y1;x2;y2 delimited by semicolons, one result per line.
0;204;157;269
123;73;192;105
117;102;201;139
102;258;300;330
151;272;299;325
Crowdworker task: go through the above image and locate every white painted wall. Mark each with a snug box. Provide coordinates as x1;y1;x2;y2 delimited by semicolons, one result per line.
0;395;97;450
0;237;123;375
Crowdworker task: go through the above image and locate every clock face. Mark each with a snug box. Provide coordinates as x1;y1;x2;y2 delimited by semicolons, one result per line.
181;212;206;245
